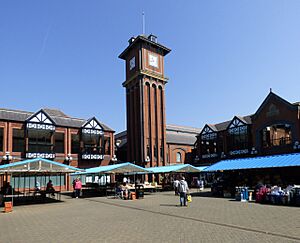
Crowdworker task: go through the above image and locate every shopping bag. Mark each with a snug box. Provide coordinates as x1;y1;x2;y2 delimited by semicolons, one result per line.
187;194;192;202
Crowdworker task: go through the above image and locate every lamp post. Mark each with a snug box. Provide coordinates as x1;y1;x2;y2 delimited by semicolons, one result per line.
293;141;300;150
2;151;12;164
65;153;73;165
250;147;258;155
111;155;118;164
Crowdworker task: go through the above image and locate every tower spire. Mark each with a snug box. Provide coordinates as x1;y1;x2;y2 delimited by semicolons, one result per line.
142;11;145;35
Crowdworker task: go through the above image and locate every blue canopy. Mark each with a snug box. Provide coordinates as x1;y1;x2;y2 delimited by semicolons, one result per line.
0;158;83;174
71;162;149;175
145;164;204;173
203;153;300;172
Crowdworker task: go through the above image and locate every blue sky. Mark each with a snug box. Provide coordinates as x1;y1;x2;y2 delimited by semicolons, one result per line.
1;1;300;133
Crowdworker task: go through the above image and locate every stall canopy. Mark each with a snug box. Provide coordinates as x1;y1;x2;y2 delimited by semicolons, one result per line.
145;164;204;174
203;153;300;172
71;162;149;176
0;158;82;174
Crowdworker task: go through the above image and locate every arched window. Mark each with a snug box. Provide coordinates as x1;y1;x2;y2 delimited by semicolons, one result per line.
261;123;292;148
176;152;182;163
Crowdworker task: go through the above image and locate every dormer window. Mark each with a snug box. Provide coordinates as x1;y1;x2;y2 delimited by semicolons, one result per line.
26;110;55;159
200;126;218;159
227;117;250;156
81;118;104;160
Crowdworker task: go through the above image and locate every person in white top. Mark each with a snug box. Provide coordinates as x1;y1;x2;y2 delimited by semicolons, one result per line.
173;179;179;195
123;177;128;184
178;177;189;206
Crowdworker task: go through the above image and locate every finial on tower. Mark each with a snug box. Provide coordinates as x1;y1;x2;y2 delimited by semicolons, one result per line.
270;88;272;93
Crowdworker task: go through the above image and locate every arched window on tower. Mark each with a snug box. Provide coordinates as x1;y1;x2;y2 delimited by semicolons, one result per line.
176;152;182;163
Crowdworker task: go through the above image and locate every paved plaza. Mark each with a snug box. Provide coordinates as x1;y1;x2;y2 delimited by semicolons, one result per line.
0;190;300;243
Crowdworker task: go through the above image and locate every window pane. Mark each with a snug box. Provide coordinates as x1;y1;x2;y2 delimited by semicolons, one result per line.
71;134;80;154
54;132;65;154
176;152;181;163
104;136;111;155
13;128;25;152
28;129;53;153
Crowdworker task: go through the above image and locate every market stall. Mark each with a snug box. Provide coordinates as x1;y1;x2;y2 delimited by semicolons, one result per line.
0;158;83;208
203;152;300;205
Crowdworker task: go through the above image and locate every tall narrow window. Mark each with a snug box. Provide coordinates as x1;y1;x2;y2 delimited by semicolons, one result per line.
71;134;80;154
160;147;164;162
13;128;25;152
154;146;157;161
176;152;182;163
0;128;4;152
54;132;65;154
104;136;111;155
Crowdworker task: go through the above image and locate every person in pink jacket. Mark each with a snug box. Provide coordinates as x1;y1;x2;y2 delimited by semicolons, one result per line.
74;178;82;198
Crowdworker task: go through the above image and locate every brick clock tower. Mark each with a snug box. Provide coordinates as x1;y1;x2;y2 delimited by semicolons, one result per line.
119;34;171;168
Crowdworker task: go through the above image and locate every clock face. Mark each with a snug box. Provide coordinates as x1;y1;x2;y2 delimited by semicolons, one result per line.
129;56;135;70
149;54;158;68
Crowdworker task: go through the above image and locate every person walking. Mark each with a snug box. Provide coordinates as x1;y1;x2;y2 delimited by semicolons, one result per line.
173;178;179;195
74;178;82;198
178;177;189;207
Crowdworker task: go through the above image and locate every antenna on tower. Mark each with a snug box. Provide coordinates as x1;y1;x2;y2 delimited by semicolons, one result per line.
142;11;145;35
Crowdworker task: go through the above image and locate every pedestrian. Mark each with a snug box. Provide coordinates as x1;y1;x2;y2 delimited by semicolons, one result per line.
46;180;55;197
178;176;189;207
74;178;82;198
173;178;179;195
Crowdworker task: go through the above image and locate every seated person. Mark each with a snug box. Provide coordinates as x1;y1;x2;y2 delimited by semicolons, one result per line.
1;182;12;195
46;180;55;197
120;182;129;199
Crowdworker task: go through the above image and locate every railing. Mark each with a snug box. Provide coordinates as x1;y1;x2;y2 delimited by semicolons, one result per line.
263;137;292;148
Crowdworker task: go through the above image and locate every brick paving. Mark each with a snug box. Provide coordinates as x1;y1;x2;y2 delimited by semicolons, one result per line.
0;190;300;243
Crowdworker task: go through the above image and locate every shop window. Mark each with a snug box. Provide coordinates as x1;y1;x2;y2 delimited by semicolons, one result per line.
28;129;53;153
261;124;292;148
71;134;80;154
176;152;182;163
0;128;3;152
13;128;25;152
54;132;65;154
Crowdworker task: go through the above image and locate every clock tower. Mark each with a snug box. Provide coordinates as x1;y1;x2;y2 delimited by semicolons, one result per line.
119;34;171;167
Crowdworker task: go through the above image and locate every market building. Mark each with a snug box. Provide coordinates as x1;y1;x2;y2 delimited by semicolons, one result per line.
194;91;300;166
0;108;115;169
115;124;200;166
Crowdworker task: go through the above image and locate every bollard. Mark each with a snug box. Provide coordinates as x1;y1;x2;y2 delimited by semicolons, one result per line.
131;192;136;200
4;202;13;213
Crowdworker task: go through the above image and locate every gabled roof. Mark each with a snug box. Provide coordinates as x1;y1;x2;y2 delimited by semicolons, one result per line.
253;91;297;119
227;115;253;130
82;117;103;130
0;158;82;174
26;109;56;125
72;162;148;175
0;108;114;132
145;164;204;173
199;124;217;135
